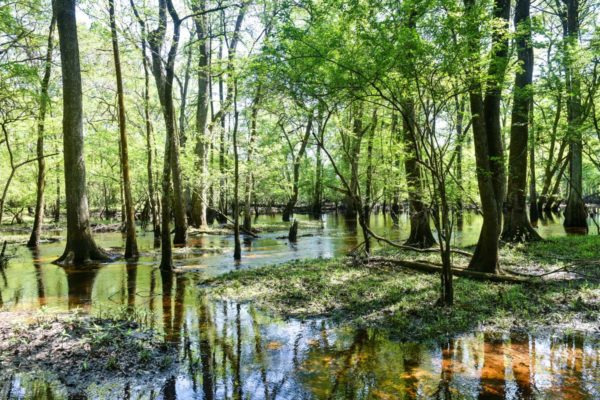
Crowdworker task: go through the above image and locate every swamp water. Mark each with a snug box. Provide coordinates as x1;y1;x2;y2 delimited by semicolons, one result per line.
0;212;598;399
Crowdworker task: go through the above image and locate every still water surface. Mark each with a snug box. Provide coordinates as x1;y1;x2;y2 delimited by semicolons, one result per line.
0;212;598;399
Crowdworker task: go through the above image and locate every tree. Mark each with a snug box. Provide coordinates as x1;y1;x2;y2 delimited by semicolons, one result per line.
109;0;138;258
464;0;510;274
147;0;188;249
27;15;56;248
562;0;588;233
190;0;211;229
54;0;109;265
502;0;542;242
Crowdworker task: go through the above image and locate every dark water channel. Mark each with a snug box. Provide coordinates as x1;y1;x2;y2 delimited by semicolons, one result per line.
0;212;599;399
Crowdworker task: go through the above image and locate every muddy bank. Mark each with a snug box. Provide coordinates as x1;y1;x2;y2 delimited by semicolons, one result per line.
0;311;177;396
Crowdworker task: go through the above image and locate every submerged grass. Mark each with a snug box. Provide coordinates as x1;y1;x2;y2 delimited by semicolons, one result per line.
205;236;600;341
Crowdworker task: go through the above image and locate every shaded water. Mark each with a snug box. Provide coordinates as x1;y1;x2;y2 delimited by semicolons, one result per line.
1;212;599;399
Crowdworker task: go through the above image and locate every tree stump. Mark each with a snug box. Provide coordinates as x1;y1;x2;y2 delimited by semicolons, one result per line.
288;220;298;242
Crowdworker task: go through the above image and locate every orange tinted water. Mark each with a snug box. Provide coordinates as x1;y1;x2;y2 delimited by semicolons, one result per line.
0;212;598;398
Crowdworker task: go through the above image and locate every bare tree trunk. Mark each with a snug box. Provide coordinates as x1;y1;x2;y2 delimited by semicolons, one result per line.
390;113;401;224
402;99;436;248
130;0;159;244
147;0;187;247
54;171;60;222
283;115;313;222
528;99;539;223
243;85;261;231
538;92;564;212
28;16;55;247
342;104;364;220
547;155;569;212
364;110;377;226
218;38;227;220
191;3;210;229
109;0;138;258
464;0;510;274
454;96;465;229
562;0;588;233
54;0;108;265
502;0;541;242
232;92;241;261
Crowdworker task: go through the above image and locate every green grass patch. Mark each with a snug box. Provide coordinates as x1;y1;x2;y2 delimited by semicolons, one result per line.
205;236;600;342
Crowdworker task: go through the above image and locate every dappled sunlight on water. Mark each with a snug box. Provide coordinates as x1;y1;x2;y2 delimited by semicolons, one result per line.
0;212;599;398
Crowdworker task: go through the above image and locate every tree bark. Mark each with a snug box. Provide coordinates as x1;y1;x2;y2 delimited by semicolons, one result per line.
54;0;109;265
109;0;138;258
130;0;159;244
233;102;241;261
342;104;364;220
562;0;588;233
243;85;261;231
501;0;541;242
283;114;313;222
454;96;465;230
148;0;187;247
191;2;210;229
310;106;326;216
364;110;377;227
28;16;55;248
402;99;436;248
528;99;539;223
464;0;510;273
538;92;565;212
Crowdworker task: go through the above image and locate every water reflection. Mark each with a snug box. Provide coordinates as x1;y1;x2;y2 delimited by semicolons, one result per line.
0;212;599;398
0;260;598;399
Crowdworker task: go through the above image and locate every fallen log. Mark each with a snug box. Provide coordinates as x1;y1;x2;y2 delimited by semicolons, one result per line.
365;228;473;257
368;256;530;283
207;207;259;238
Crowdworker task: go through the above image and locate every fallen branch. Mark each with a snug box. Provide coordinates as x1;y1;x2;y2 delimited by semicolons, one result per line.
207;207;259;238
365;227;473;257
369;256;529;283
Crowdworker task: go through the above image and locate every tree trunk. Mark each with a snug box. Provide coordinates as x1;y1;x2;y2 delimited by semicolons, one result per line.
547;155;569;212
562;0;588;233
243;86;261;231
218;38;227;221
54;171;60;223
364;110;377;227
342;105;364;220
109;0;138;258
27;16;55;248
528;99;539;223
538;93;564;212
283;115;313;222
147;0;187;247
402;100;436;248
454;96;465;229
130;0;159;244
312;106;327;216
501;0;541;242
191;5;210;229
390;113;401;224
54;0;108;265
464;0;510;274
144;54;159;244
233;103;241;261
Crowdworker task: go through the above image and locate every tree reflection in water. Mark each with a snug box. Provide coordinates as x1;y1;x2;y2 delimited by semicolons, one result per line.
0;249;598;399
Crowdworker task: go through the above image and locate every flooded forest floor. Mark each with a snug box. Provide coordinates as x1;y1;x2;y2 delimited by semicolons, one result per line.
206;236;600;342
